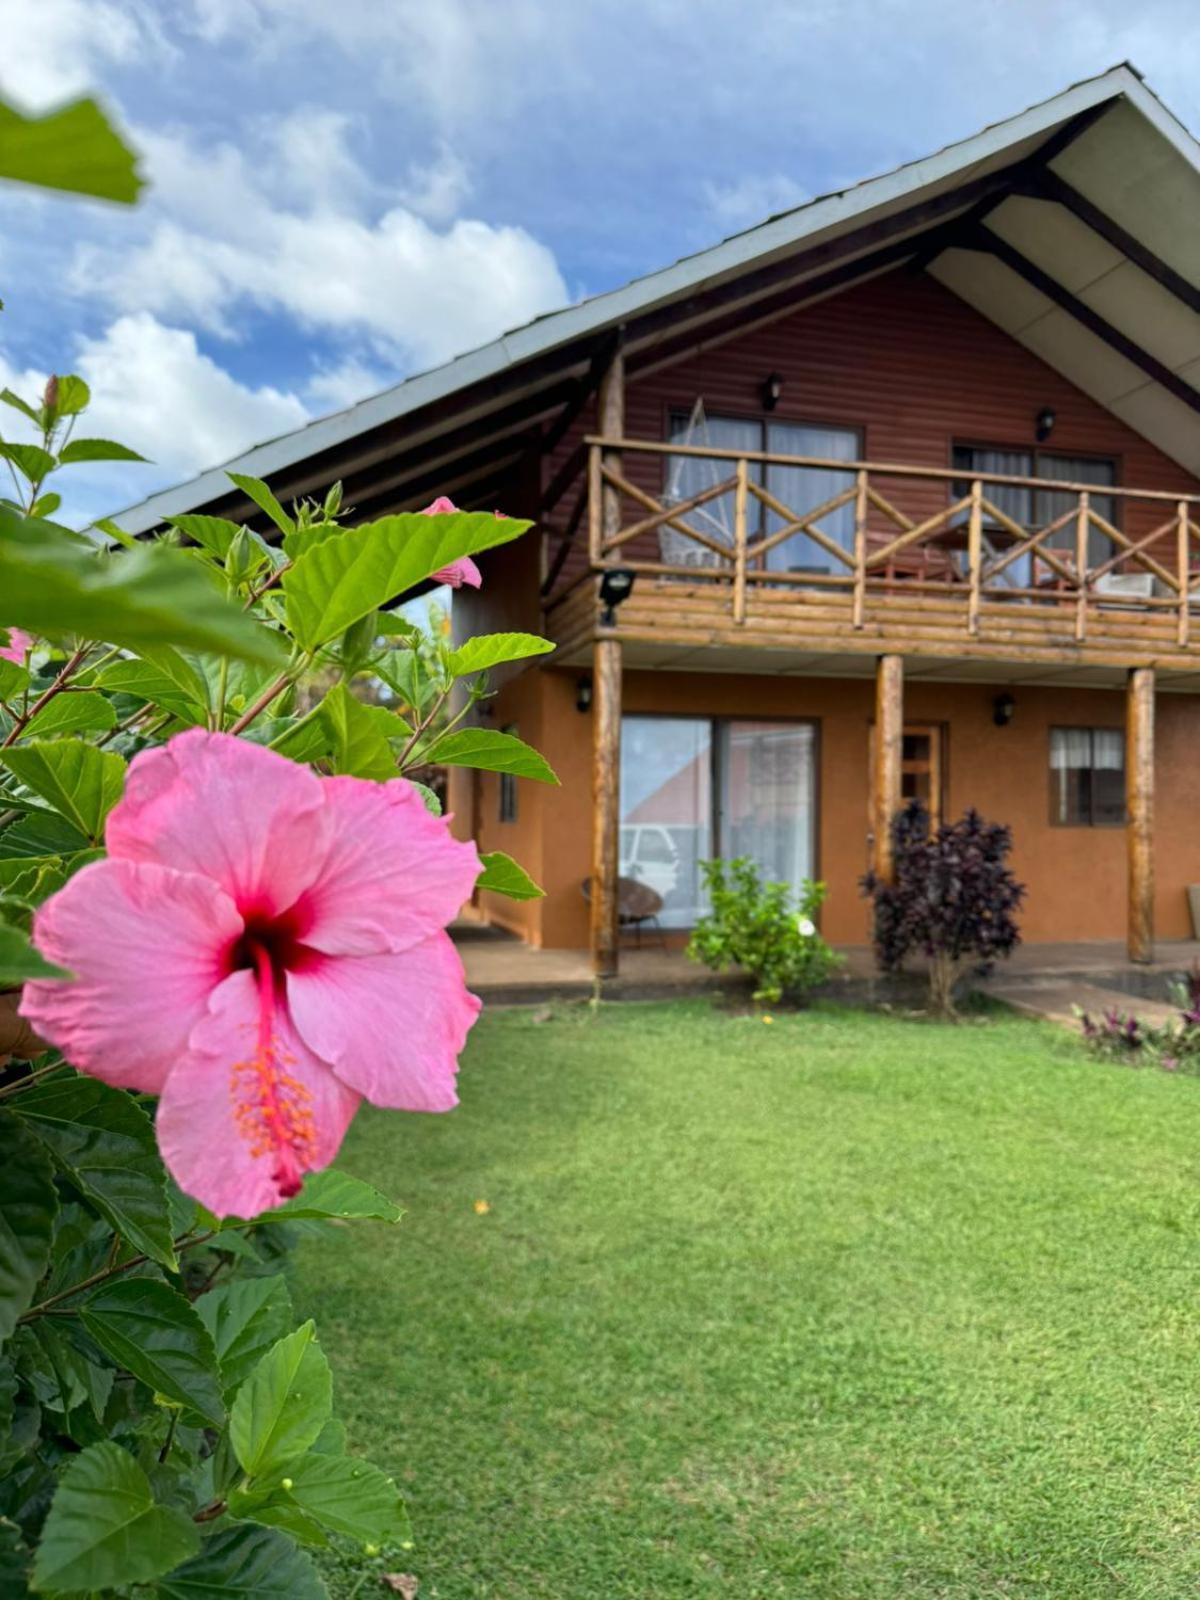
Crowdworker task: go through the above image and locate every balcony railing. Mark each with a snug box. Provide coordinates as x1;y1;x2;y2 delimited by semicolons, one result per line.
572;436;1200;660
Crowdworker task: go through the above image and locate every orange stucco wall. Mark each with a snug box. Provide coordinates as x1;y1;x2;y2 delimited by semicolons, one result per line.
469;667;1200;949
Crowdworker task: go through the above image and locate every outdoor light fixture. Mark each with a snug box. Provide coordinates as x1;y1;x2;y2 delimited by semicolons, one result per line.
598;567;636;625
993;691;1016;727
762;372;784;412
1035;406;1056;442
576;675;593;714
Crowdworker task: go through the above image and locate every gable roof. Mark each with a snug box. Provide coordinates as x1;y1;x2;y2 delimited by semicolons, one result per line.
114;62;1200;534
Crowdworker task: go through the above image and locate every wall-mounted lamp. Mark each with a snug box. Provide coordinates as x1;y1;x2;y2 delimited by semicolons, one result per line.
576;675;593;714
993;691;1016;727
1035;406;1056;443
761;372;784;412
599;567;636;626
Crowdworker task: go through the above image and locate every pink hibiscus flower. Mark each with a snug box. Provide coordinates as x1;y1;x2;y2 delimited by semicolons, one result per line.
0;628;32;664
21;731;482;1217
422;496;482;590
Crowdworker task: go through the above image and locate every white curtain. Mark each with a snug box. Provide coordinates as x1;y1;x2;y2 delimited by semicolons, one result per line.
665;411;761;548
1049;728;1094;770
763;422;858;572
718;721;816;895
1037;454;1117;568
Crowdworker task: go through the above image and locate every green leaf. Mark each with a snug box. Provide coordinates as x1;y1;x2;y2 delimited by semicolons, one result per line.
95;659;206;724
194;1276;293;1399
0;655;30;699
265;704;333;764
411;780;441;815
56;438;148;465
253;1454;411;1553
228;473;295;537
0;389;38;424
282;521;340;561
0;1113;57;1346
162;513;243;559
1;740;124;842
0;810;88;859
24;690;117;739
423;727;558;784
80;1279;226;1427
283;510;530;652
32;1441;198;1595
476;850;544;901
258;1168;403;1225
52;376;90;417
447;632;555;677
0;95;142;203
0;505;284;665
0;1515;31;1595
0;919;70;983
229;1321;332;1478
29;492;62;520
13;1076;177;1271
154;1522;329;1599
318;683;402;780
0;443;55;484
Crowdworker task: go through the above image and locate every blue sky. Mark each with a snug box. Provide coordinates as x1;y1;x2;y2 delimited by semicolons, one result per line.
3;0;1200;522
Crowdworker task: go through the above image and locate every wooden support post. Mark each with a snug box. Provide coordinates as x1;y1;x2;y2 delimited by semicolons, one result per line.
1074;489;1089;643
596;341;625;561
873;653;903;883
1177;499;1190;648
591;637;622;978
966;478;983;635
1126;665;1155;965
733;457;748;624
852;469;868;629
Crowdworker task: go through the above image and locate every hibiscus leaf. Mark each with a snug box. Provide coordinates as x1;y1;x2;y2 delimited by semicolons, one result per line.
476;850;545;902
31;1442;198;1594
283;510;531;652
56;437;148;465
1;740;124;842
0;808;89;858
229;1320;332;1478
446;632;555;678
0;918;71;983
421;728;559;785
162;513;243;559
227;472;296;537
23;689;117;739
195;1275;293;1399
0;443;55;484
258;1169;404;1225
0;1112;58;1346
155;1522;329;1598
0;655;30;700
11;1075;177;1270
80;1279;226;1426
95;660;207;724
317;683;405;780
242;1453;412;1554
0;94;142;204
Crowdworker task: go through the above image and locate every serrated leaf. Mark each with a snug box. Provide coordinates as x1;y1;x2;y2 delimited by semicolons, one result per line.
423;727;558;784
283;510;530;651
53;376;90;417
0;504;284;665
229;1321;331;1478
1;740;124;841
13;1075;176;1270
0;655;30;699
476;850;544;901
0;1113;57;1346
318;683;403;780
56;437;147;465
266;704;333;764
96;660;206;724
0;95;142;203
163;513;243;559
0;810;88;858
0;919;71;982
32;1441;198;1594
257;1169;404;1225
24;690;117;739
0;1514;30;1595
0;389;37;424
154;1521;329;1598
81;1279;225;1426
249;1454;412;1553
228;472;295;536
411;781;441;814
282;521;339;560
0;443;55;484
29;492;61;520
194;1275;293;1398
446;632;555;677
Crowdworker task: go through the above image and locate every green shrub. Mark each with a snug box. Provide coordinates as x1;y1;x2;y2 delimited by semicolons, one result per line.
686;857;842;1005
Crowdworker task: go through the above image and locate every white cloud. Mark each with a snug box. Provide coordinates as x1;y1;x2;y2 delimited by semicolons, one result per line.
399;144;472;225
0;0;164;106
70;123;570;367
304;355;389;413
703;174;810;232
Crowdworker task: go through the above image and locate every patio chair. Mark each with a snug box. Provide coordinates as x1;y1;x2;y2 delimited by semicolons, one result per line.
581;876;666;946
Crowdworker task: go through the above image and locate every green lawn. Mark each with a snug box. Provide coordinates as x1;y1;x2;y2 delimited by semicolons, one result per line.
294;1000;1200;1599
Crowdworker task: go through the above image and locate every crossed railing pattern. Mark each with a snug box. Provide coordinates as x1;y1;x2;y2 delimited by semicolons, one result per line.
586;437;1200;647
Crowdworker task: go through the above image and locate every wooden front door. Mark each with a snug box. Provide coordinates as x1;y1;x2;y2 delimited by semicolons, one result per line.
868;722;946;856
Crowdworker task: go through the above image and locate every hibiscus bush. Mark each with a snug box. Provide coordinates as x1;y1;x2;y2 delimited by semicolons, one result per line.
0;378;556;1595
686;857;841;1005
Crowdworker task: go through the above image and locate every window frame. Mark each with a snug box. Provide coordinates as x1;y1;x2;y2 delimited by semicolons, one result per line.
498;723;519;824
949;440;1123;531
1048;724;1127;829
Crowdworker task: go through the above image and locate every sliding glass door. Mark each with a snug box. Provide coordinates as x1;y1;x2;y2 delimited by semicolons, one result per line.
620;715;816;927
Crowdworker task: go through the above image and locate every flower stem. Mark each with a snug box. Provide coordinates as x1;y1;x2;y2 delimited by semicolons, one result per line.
0;1062;62;1100
227;667;299;735
2;644;91;747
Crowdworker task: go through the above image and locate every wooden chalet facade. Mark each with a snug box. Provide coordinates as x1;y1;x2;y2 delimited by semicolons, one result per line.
118;66;1200;974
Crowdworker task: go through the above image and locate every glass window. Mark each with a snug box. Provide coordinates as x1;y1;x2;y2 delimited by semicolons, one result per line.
619;716;713;928
718;721;816;894
952;445;1118;586
1036;454;1117;567
1050;727;1125;826
763;422;859;574
499;725;518;823
664;413;762;559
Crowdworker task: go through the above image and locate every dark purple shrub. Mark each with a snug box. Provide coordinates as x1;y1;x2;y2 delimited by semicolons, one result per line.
861;801;1025;1016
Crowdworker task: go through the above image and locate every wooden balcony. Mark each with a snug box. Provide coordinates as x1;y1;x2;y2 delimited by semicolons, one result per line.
546;438;1200;679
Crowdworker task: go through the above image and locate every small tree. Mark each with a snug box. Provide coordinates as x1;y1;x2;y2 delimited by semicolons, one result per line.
687;857;842;1005
861;802;1025;1017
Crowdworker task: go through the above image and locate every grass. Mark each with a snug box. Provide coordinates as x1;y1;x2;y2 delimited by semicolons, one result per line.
293;1000;1200;1599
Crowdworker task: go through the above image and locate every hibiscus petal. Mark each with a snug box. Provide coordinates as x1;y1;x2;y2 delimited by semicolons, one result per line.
432;555;482;590
157;969;361;1218
287;934;480;1111
20;859;240;1092
298;777;480;957
106;729;331;918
